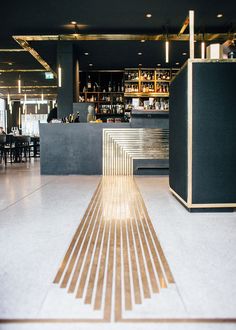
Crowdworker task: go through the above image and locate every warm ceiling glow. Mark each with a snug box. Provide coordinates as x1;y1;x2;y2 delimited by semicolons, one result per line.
89;63;93;66
138;52;142;55
217;13;223;18
157;63;161;67
141;39;145;43
176;62;180;65
146;13;152;18
84;52;89;55
71;21;77;25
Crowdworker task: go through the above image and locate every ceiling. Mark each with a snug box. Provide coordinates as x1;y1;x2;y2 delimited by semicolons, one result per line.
0;0;235;99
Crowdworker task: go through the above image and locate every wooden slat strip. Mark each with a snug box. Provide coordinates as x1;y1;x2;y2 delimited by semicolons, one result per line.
53;181;101;284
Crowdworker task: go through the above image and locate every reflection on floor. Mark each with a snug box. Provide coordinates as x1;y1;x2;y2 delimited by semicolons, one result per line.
54;177;174;321
0;161;236;329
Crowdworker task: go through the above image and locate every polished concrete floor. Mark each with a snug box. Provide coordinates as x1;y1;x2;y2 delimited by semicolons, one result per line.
0;160;236;330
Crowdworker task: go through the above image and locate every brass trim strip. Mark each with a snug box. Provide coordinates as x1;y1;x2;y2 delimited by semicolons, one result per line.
104;220;115;321
75;204;103;298
131;217;151;299
115;219;122;321
0;86;57;89
135;181;175;284
53;182;102;283
94;220;110;310
0;49;27;52
84;218;106;304
61;187;102;289
68;197;102;293
126;218;142;304
1;318;236;324
178;16;189;35
187;61;193;207
0;69;46;72
121;219;132;310
13;37;56;77
13;33;236;42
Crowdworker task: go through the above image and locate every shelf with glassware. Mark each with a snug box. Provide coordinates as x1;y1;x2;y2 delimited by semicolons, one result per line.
79;71;125;120
124;67;177;115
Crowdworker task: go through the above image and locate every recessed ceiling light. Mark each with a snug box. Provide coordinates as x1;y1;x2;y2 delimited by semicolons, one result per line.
84;52;89;55
217;13;223;18
138;52;142;55
176;62;180;65
141;39;145;43
139;64;142;66
71;21;77;25
89;63;93;66
146;13;152;18
8;62;13;65
157;63;161;66
182;52;187;56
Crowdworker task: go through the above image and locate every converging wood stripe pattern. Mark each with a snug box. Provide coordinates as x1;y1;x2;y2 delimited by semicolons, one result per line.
103;128;169;176
54;177;174;321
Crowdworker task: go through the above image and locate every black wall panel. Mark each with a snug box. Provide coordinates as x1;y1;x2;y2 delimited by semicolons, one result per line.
169;65;188;202
192;62;236;203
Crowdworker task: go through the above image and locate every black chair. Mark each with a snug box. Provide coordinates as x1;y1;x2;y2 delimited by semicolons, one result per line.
0;135;7;165
4;135;15;163
14;136;31;162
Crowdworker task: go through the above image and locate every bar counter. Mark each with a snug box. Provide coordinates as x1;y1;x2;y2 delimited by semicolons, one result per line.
40;110;169;175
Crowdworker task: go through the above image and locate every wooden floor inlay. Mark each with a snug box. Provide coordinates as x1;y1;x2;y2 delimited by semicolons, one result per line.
54;177;174;321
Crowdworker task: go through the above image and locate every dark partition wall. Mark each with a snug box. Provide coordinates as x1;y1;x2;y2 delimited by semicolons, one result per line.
169;65;188;202
169;59;236;211
192;62;236;204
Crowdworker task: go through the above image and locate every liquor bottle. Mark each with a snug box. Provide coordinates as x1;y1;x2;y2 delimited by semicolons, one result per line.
117;83;121;92
87;75;92;90
108;81;112;92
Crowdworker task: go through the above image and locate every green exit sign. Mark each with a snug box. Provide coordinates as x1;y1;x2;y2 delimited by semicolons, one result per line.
45;72;54;80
